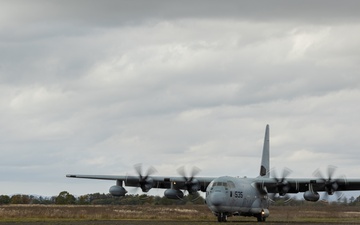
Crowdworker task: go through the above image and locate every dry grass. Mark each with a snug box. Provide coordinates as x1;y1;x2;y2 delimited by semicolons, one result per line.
0;204;212;221
267;204;360;223
1;204;360;223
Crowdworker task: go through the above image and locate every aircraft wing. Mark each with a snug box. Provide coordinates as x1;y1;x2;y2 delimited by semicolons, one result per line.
66;174;216;191
256;177;360;194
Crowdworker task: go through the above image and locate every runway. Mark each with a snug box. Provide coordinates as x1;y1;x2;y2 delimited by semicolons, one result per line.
0;220;358;225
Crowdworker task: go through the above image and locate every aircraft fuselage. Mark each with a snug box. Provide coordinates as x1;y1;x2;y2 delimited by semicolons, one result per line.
206;176;269;222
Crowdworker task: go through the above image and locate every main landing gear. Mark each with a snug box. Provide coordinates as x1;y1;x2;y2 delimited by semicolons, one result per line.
217;213;227;222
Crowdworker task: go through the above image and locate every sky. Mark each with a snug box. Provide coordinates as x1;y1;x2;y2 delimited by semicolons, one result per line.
1;0;360;198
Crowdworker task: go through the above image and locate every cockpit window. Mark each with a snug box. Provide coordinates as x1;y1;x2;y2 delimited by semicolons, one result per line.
213;182;227;187
227;181;235;189
209;180;214;188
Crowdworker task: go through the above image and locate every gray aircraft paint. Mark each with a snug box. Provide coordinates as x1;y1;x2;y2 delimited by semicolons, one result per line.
206;176;268;218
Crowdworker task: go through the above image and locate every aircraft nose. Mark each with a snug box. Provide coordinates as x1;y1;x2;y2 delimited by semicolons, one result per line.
209;192;225;206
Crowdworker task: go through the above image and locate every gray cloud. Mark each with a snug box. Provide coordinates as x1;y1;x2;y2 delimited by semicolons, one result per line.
1;1;360;196
3;1;360;26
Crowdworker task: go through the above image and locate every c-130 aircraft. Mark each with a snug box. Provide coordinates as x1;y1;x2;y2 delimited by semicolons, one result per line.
67;125;360;222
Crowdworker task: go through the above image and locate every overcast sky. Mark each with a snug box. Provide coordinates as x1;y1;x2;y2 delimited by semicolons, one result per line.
1;0;360;198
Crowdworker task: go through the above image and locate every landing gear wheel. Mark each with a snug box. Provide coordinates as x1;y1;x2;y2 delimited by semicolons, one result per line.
217;213;227;222
256;214;266;222
222;214;228;222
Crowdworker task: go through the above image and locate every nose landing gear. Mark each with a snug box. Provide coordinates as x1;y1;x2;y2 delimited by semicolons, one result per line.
217;213;228;222
256;209;267;222
256;215;266;222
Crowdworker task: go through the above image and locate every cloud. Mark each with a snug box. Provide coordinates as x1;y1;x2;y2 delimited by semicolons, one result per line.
2;0;360;28
1;1;360;196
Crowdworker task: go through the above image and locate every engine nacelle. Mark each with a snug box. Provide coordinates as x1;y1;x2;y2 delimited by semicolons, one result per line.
303;190;320;202
164;189;184;199
109;185;127;197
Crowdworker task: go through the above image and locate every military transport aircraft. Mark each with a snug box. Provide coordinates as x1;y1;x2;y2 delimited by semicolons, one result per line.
67;125;360;222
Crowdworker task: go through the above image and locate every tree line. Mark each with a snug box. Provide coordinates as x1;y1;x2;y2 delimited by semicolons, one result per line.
0;191;205;205
2;191;360;206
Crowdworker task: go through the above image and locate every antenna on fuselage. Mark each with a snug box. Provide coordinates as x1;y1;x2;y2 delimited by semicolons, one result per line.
259;124;270;178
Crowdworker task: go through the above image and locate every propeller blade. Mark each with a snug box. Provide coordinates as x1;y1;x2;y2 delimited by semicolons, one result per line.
134;163;143;178
190;166;201;180
282;167;292;179
177;166;187;180
271;167;292;196
144;166;157;180
313;165;346;200
313;168;325;180
336;174;348;187
271;169;278;182
327;165;337;180
133;163;157;192
267;193;276;203
177;166;201;194
322;192;330;203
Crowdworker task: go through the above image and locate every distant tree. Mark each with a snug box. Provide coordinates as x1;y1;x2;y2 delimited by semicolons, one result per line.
55;191;76;205
350;196;355;203
349;195;360;206
342;196;348;205
10;194;30;204
348;196;356;205
78;193;203;205
0;195;10;204
41;196;57;205
77;194;90;205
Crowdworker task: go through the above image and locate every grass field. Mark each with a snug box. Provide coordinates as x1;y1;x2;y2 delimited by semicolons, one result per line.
1;204;360;224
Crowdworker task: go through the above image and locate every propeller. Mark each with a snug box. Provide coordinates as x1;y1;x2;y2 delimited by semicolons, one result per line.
134;163;157;193
272;167;293;196
313;165;346;202
268;167;294;204
177;166;201;195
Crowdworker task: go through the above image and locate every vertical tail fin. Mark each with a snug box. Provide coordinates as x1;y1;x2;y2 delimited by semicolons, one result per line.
259;124;270;178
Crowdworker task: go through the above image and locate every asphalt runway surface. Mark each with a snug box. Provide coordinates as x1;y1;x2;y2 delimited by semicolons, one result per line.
0;220;358;225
